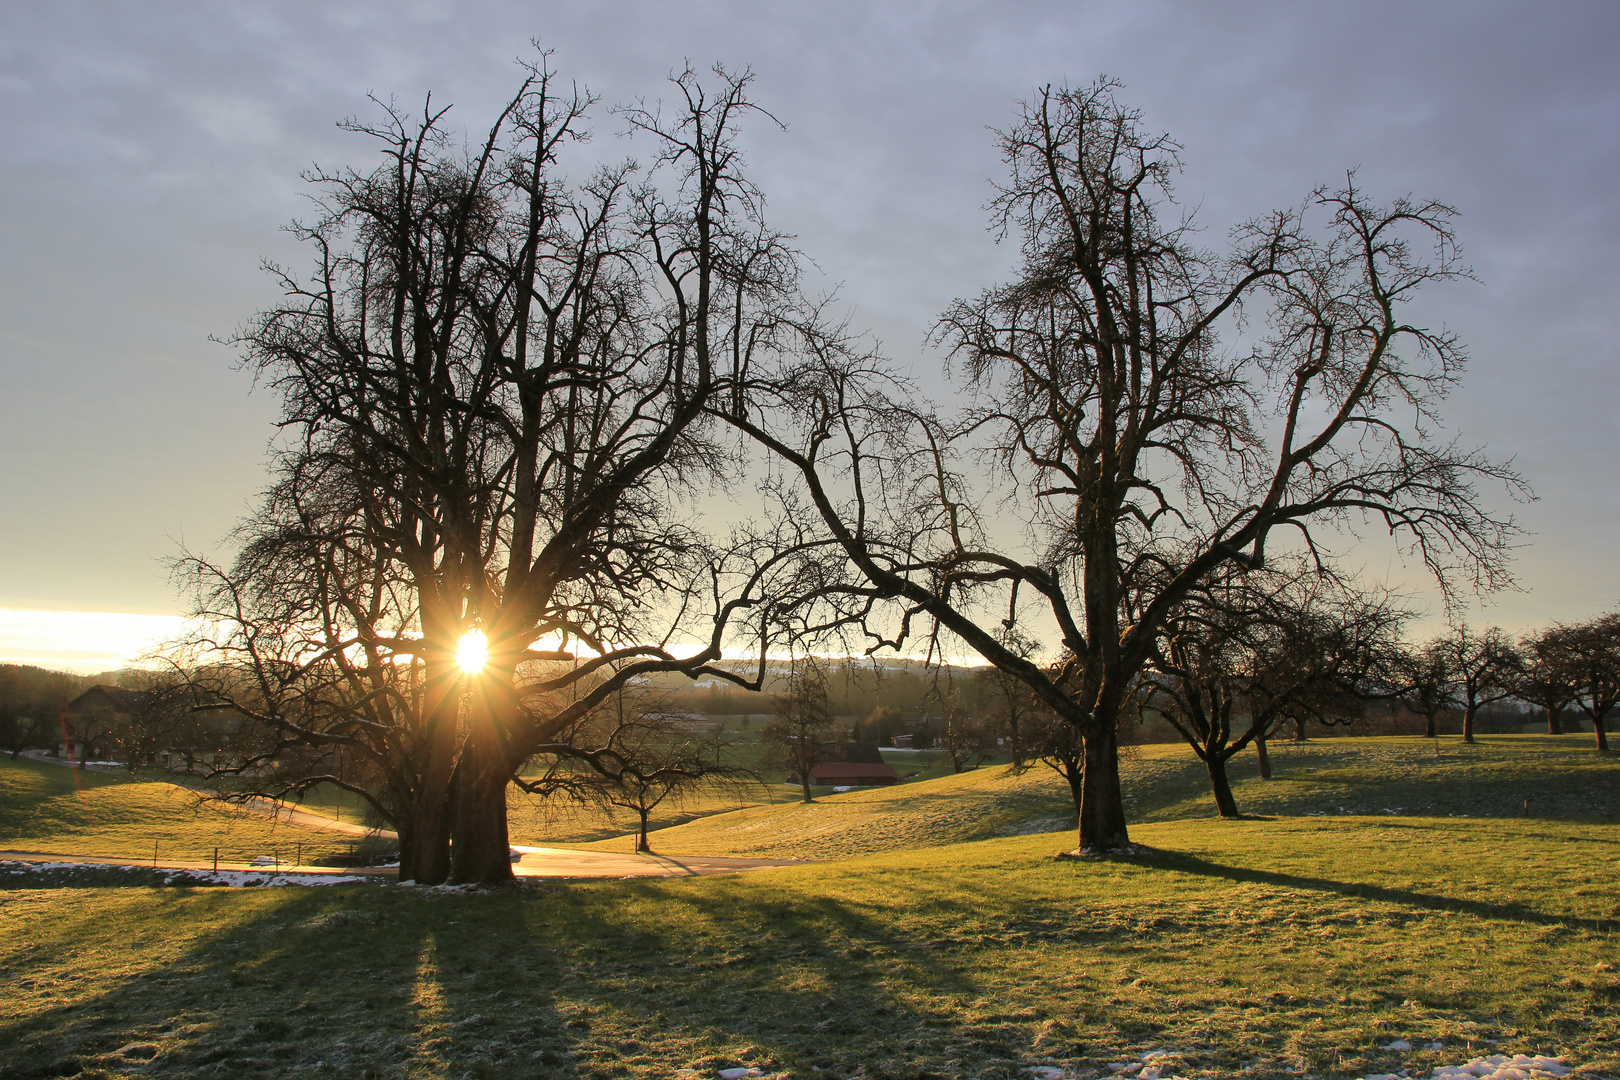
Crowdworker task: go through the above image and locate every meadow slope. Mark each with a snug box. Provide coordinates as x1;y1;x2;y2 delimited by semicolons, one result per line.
0;756;356;865
0;816;1614;1079
567;736;1620;859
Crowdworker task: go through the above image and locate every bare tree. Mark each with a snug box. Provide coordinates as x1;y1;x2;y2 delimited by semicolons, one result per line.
762;662;838;803
1395;641;1454;740
180;56;832;884
1546;613;1620;751
1515;627;1579;735
723;80;1524;851
533;690;746;853
1432;625;1522;744
1137;568;1403;817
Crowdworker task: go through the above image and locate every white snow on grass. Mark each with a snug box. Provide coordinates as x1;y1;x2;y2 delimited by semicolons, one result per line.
0;859;369;887
1359;1053;1575;1080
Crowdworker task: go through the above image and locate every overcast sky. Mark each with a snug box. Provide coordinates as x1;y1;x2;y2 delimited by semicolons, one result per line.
1;1;1616;669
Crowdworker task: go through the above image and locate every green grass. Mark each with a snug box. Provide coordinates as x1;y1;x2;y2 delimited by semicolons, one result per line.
602;736;1620;859
0;816;1615;1079
0;756;357;865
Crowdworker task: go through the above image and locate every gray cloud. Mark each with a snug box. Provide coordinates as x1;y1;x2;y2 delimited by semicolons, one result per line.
1;0;1615;636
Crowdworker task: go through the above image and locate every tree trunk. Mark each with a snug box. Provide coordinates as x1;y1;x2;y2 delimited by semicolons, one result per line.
1546;706;1563;735
395;819;417;882
1206;753;1241;819
1462;703;1476;744
1255;733;1272;779
409;669;459;885
1077;715;1131;853
637;808;652;853
1423;711;1437;739
799;764;813;803
448;744;515;885
1061;756;1083;819
447;677;516;886
1291;717;1308;742
1596;715;1610;752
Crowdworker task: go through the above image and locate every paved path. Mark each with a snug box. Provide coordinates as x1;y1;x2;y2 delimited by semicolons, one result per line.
508;845;806;878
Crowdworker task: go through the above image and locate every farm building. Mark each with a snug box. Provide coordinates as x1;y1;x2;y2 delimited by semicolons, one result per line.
808;760;901;787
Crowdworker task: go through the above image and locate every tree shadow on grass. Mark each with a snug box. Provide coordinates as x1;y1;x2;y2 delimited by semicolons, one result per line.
0;878;1043;1080
1125;847;1619;933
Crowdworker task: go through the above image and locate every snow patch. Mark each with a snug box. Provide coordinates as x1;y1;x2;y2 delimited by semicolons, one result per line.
0;860;367;888
1357;1054;1575;1080
1429;1054;1571;1079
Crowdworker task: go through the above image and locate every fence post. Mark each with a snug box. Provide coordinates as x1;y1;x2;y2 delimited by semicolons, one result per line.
152;841;158;868
213;846;219;873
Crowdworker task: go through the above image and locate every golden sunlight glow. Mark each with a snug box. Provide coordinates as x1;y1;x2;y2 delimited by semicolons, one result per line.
455;630;489;673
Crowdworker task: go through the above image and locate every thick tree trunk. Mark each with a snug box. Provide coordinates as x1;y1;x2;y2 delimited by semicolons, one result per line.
1596;716;1610;752
1255;733;1272;779
1206;754;1240;819
448;743;514;885
1462;703;1477;744
1077;716;1130;853
1423;712;1437;739
1291;717;1308;742
799;766;813;803
409;673;459;885
637;809;652;853
1546;706;1563;735
447;675;517;885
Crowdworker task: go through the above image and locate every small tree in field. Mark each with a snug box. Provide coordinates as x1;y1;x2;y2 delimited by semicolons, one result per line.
1432;626;1522;744
1546;614;1620;751
572;704;740;854
1396;643;1453;739
1515;627;1579;735
763;664;837;803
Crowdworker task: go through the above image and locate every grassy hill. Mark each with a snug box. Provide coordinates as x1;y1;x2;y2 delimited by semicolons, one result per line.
0;755;357;864
562;735;1620;857
0;815;1614;1078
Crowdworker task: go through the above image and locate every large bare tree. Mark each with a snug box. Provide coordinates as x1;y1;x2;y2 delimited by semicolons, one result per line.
723;79;1524;852
178;57;833;884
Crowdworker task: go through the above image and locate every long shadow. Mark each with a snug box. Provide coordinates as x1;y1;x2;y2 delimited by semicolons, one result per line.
1132;847;1619;933
1349;819;1620;847
0;883;594;1078
0;873;1031;1079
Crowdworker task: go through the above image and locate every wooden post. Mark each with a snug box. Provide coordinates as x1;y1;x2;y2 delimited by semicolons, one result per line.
152;841;158;868
296;843;302;869
212;846;219;872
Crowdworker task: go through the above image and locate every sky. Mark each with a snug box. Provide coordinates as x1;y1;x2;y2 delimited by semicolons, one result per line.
1;1;1616;671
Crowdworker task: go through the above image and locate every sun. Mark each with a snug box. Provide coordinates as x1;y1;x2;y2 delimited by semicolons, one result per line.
455;630;488;673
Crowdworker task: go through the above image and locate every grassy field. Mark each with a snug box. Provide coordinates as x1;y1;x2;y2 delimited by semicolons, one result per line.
0;756;357;865
572;735;1620;859
0;815;1614;1079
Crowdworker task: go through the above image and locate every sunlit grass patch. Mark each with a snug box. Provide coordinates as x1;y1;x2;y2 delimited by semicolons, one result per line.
0;755;355;865
615;736;1620;860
